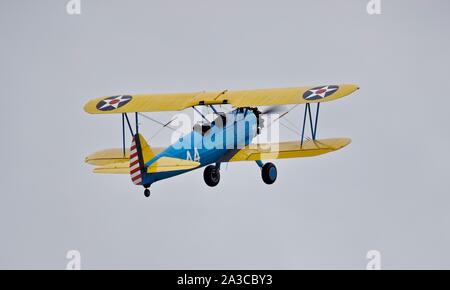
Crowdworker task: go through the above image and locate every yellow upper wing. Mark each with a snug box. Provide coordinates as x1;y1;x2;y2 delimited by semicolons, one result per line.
224;138;351;162
84;84;359;114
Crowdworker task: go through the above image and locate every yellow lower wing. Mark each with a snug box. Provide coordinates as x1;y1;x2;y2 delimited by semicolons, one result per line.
91;156;200;174
88;139;349;173
227;138;351;162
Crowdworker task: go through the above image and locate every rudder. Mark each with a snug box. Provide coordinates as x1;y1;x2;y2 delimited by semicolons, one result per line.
129;134;154;185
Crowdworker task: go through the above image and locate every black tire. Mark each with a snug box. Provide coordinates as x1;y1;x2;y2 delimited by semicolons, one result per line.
144;188;151;197
261;162;277;185
203;165;220;187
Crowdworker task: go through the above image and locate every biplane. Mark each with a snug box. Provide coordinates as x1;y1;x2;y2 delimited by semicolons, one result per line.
84;84;359;197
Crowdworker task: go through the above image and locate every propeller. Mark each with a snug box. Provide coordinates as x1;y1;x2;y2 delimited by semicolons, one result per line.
258;104;300;132
260;105;287;115
259;104;299;121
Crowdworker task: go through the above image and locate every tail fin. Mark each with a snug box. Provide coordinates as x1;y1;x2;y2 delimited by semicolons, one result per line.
129;134;155;185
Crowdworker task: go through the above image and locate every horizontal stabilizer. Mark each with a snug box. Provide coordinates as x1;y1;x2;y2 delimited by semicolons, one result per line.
90;157;200;174
147;157;200;173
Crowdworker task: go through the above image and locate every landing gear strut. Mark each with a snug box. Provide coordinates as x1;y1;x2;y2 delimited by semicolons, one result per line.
203;164;220;187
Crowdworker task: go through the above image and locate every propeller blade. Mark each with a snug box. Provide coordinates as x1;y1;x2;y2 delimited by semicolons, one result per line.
261;105;287;115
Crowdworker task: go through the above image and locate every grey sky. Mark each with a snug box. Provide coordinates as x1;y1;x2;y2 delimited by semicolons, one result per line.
0;0;449;269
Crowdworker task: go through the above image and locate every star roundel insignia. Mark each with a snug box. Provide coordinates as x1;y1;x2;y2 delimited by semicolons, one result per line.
96;95;132;111
303;85;339;101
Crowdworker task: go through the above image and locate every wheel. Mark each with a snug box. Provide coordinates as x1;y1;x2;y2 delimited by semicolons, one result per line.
261;162;277;185
203;165;220;187
144;188;151;197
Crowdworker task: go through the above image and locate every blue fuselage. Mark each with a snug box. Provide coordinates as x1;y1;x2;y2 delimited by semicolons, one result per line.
141;108;259;185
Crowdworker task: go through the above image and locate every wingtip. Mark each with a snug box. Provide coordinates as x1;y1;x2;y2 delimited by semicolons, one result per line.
83;100;94;114
83;96;106;114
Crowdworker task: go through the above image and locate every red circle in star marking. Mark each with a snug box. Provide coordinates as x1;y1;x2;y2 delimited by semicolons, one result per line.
303;85;339;101
96;95;132;111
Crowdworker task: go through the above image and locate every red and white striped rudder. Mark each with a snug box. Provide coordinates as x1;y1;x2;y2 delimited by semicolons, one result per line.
129;136;143;185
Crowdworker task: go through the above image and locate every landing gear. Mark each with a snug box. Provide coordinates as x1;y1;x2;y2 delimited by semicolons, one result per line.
144;184;151;197
203;165;220;187
261;162;277;185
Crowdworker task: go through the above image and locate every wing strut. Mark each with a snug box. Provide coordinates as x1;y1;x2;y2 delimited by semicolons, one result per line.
192;106;209;123
135;112;139;134
300;103;320;147
209;105;219;115
121;113;138;157
122;114;126;157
